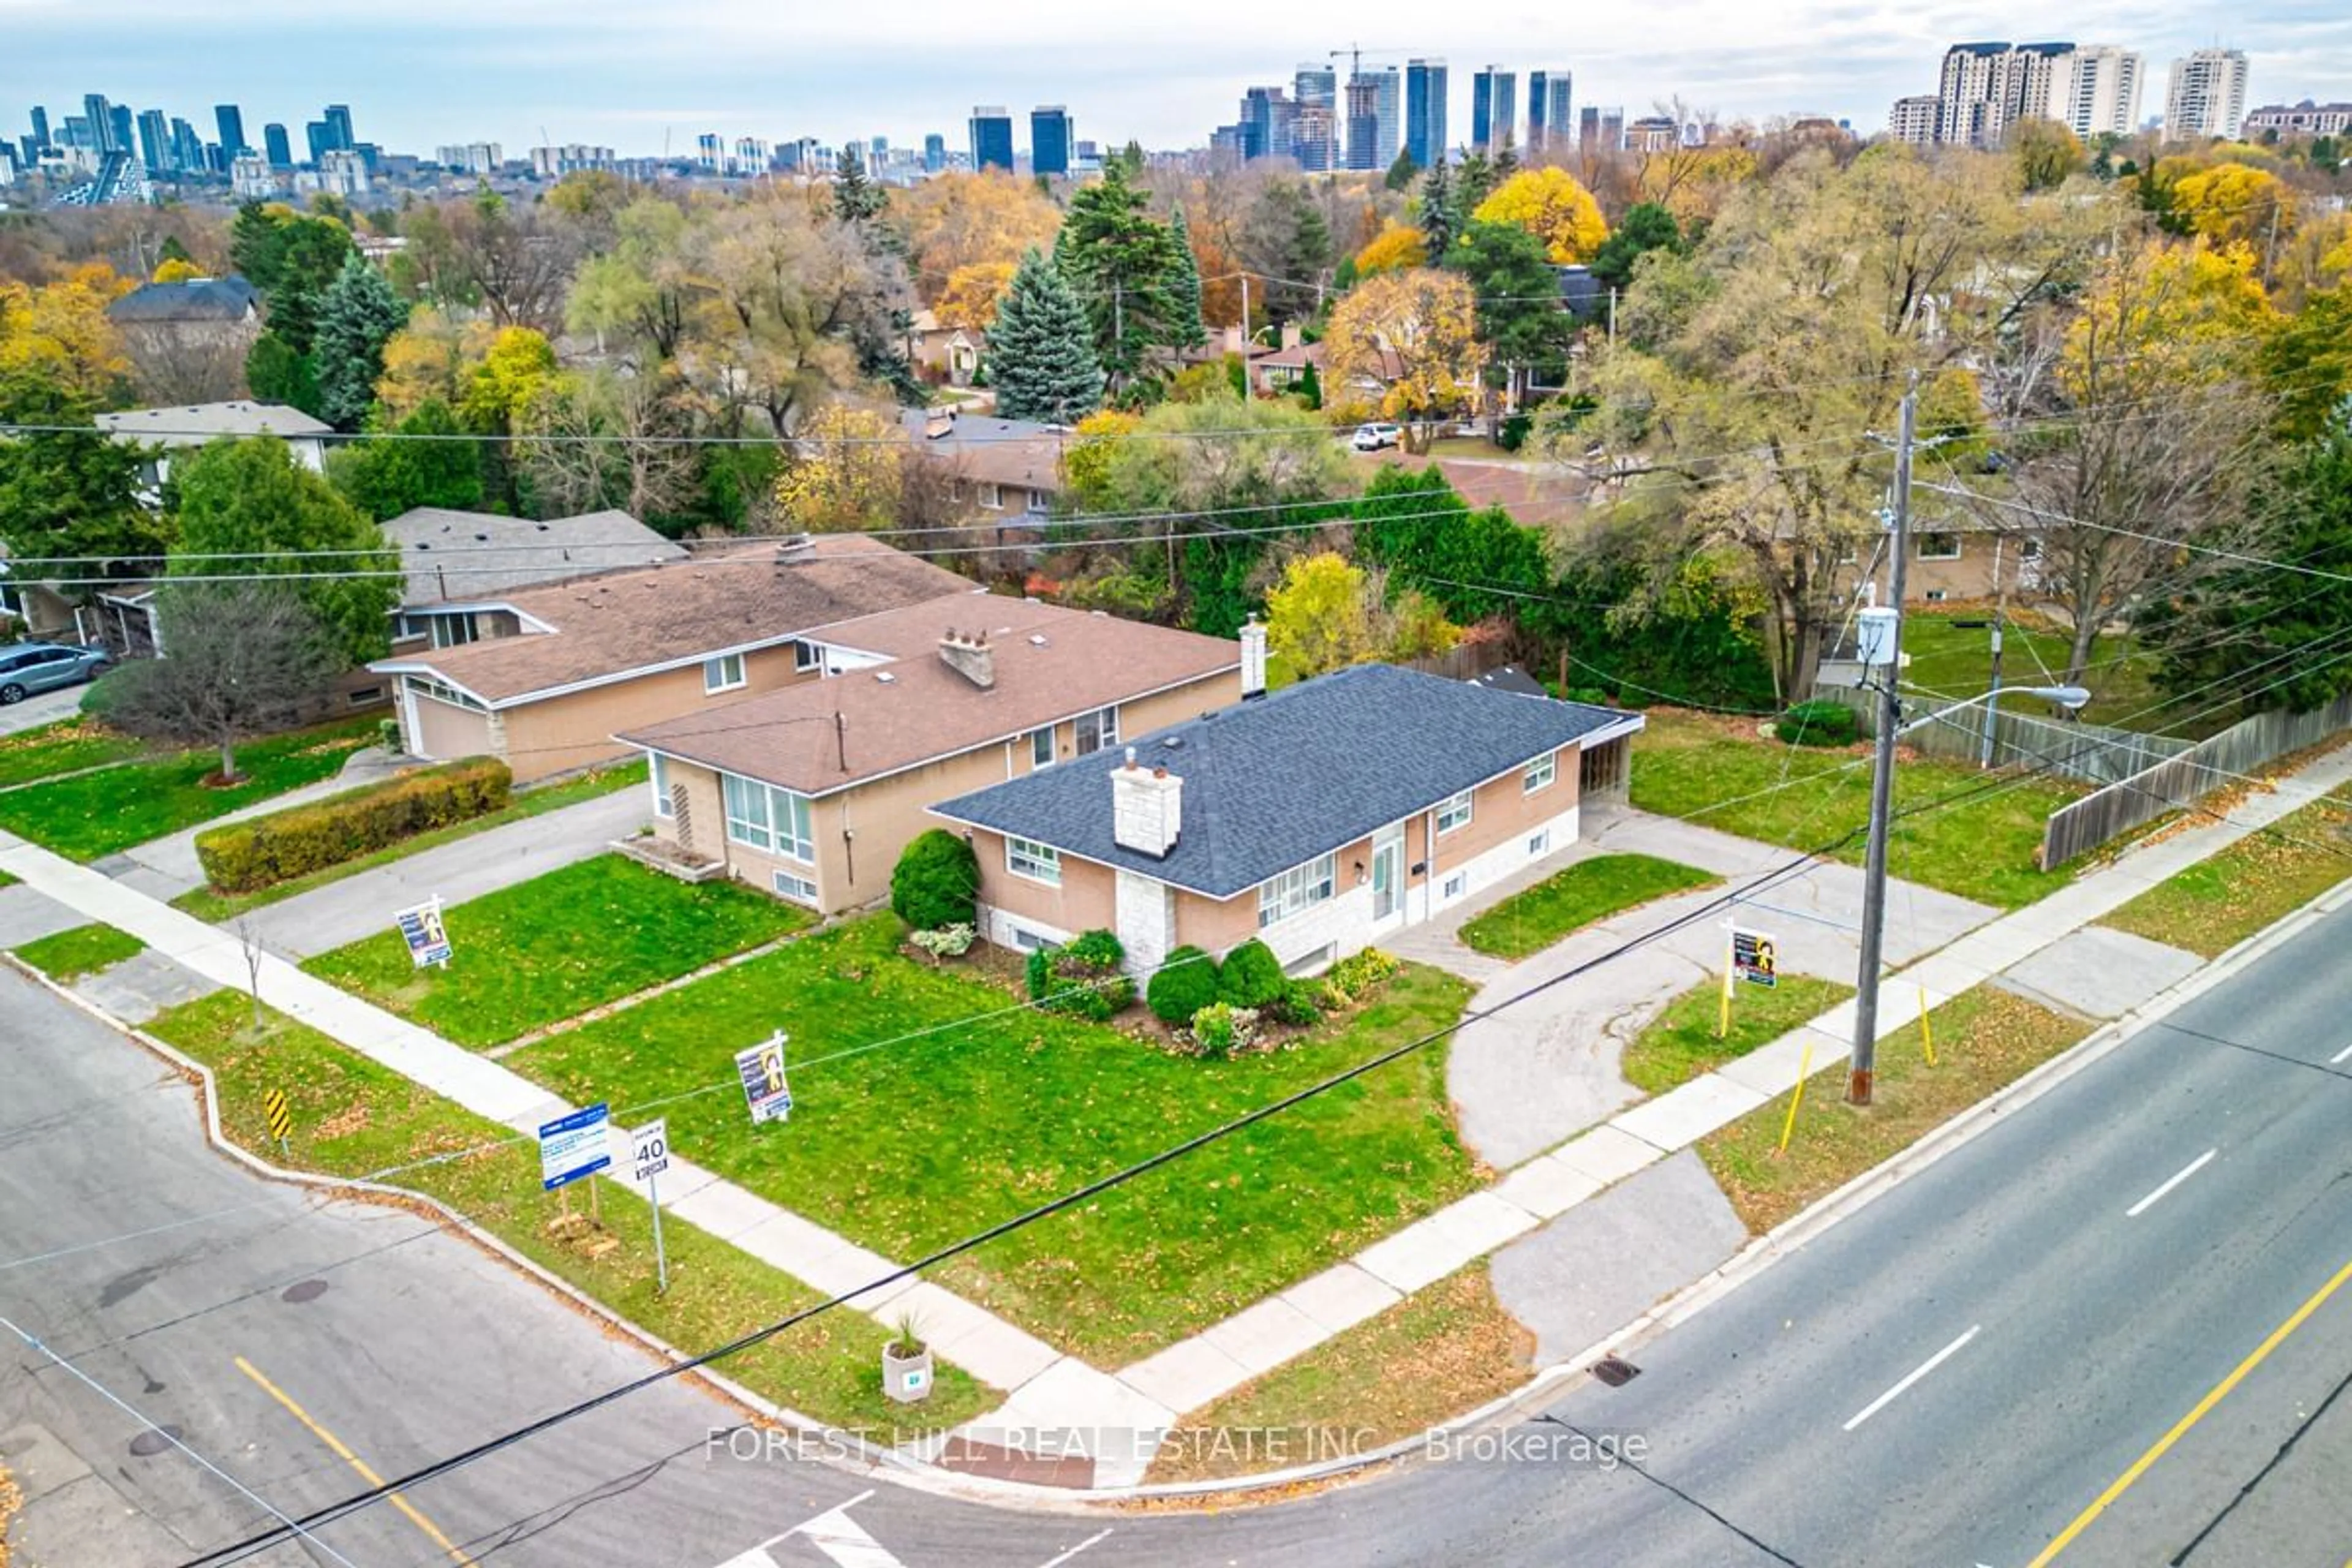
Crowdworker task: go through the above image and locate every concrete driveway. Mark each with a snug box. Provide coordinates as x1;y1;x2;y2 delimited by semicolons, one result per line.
1444;807;1999;1170
0;681;91;736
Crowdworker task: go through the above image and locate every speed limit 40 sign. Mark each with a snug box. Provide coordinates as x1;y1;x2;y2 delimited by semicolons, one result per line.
627;1118;669;1183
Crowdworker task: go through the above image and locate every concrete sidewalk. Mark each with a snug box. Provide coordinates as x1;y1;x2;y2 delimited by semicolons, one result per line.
0;828;1164;1474
232;787;649;957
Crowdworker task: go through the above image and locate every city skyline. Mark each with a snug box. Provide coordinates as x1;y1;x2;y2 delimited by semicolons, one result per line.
10;3;2348;162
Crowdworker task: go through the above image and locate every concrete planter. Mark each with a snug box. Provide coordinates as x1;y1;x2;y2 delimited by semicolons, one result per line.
882;1341;933;1403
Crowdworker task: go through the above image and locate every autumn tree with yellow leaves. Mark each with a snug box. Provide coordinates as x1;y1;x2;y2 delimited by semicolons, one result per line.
1322;268;1488;450
1470;168;1609;265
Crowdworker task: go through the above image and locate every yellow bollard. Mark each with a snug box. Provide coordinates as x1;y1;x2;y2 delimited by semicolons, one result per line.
1717;929;1735;1040
1919;986;1937;1067
1778;1042;1815;1155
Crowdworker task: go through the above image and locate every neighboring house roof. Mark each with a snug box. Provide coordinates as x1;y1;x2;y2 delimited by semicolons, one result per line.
1467;664;1550;698
1254;341;1328;372
96;401;332;448
900;409;1066;495
1351;456;1590;532
371;534;974;707
933;662;1640;899
105;277;261;324
388;508;687;606
620;597;1237;796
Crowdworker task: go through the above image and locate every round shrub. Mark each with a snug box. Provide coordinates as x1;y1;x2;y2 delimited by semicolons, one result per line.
1776;699;1858;748
1028;929;1134;1020
1263;981;1324;1029
1219;938;1286;1008
1147;944;1222;1024
892;829;979;931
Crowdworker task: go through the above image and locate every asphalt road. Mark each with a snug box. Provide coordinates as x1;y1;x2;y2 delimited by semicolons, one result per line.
0;682;91;738
6;902;2351;1567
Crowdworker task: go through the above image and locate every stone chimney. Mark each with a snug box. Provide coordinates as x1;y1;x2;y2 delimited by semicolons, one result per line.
922;408;955;440
1221;323;1246;357
937;626;995;689
1111;745;1183;858
1280;320;1302;352
1238;615;1268;699
775;532;815;565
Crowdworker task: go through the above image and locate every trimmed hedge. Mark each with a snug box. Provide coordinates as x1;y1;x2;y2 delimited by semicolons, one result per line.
1219;938;1286;1008
1146;944;1222;1024
1776;699;1859;748
195;756;511;893
892;829;979;931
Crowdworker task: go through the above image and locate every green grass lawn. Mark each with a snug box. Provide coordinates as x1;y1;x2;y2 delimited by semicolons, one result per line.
1619;974;1855;1096
1630;709;2085;908
1458;853;1721;960
0;717;378;861
1896;610;2180;735
0;718;151;791
506;916;1480;1365
301;853;804;1048
12;922;145;981
143;992;995;1433
1698;987;2090;1235
175;761;647;924
2099;790;2352;958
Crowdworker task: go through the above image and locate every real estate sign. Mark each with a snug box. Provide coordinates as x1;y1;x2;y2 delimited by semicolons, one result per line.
538;1102;612;1191
394;899;453;968
1732;928;1778;989
735;1033;793;1125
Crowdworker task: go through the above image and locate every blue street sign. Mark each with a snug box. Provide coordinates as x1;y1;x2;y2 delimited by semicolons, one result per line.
538;1102;612;1191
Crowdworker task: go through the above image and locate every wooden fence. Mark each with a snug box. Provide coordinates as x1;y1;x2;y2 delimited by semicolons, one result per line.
2038;690;2352;869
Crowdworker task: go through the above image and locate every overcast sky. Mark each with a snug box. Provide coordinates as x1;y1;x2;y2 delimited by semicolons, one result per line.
10;1;2350;157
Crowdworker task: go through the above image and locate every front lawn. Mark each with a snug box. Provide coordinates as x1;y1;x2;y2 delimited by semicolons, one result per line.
301;853;804;1048
143;992;995;1433
1698;987;2090;1235
12;922;145;981
2098;790;2352;958
0;717;378;861
1458;853;1721;960
1145;1264;1531;1483
1620;974;1855;1096
0;719;151;791
507;916;1480;1366
1630;709;2084;908
174;761;647;924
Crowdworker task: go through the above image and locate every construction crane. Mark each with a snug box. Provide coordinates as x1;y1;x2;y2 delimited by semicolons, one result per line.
1327;43;1413;79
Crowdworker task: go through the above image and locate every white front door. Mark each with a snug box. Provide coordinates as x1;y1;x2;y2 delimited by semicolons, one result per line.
1370;824;1406;929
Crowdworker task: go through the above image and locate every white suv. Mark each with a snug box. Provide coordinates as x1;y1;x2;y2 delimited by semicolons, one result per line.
1351;422;1403;452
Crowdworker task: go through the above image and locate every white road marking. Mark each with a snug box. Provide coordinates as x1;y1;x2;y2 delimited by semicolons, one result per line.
1842;1325;1980;1432
2330;1042;2352;1066
2127;1149;2218;1218
1036;1529;1115;1568
785;1490;905;1568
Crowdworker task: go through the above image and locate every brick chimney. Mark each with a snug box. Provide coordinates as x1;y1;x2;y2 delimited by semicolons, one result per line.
937;626;995;688
1111;745;1182;858
1280;320;1302;352
923;408;955;440
1238;615;1268;699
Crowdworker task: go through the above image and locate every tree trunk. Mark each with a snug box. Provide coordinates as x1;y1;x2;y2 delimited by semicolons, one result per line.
218;734;240;784
2063;612;2099;709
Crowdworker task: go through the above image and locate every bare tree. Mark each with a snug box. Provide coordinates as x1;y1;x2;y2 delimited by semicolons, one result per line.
96;582;346;782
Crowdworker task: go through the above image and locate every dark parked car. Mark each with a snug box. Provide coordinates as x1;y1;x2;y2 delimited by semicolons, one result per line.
0;642;111;704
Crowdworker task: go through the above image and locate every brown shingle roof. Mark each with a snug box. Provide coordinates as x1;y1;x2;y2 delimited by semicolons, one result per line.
619;598;1238;794
374;534;974;705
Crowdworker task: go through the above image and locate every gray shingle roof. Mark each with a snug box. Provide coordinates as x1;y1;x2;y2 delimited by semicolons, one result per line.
387;508;687;605
932;662;1640;898
106;277;260;323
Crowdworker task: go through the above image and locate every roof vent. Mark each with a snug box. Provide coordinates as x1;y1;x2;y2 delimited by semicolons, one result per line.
876;671;897;684
1027;634;1049;647
535;522;550;531
474;532;489;541
1161;736;1184;750
416;541;432;551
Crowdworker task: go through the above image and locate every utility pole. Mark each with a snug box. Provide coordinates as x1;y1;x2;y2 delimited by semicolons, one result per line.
1980;584;2007;769
1850;376;1918;1107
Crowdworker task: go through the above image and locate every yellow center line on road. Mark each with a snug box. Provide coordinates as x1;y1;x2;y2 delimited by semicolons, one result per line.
2026;1255;2352;1567
233;1355;478;1567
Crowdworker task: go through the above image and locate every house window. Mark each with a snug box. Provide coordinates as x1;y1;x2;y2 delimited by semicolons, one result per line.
407;676;482;711
1023;488;1049;517
1436;789;1475;835
2020;538;2043;561
1284;942;1338;977
1074;705;1118;756
1524;754;1557;794
1011;925;1052;952
722;772;813;862
771;869;820;905
1257;853;1336;929
1917;533;1962;561
704;652;747;694
1007;835;1061;885
979;482;1003;510
1528;829;1551;858
1030;726;1056;769
429;612;478;649
1442;871;1468;902
793;640;821;673
650;753;674;818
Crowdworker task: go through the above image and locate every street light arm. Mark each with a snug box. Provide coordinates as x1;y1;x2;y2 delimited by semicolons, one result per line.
1891;684;2089;738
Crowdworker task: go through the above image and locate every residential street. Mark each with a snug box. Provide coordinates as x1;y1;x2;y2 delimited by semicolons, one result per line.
8;890;2350;1565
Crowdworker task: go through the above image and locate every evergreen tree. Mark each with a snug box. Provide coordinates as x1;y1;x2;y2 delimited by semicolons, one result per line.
244;332;322;418
169;436;400;663
1166;205;1207;349
1056;164;1187;392
0;377;170;571
832;147;888;225
1493;132;1520;183
1384;149;1420;192
1587;202;1684;294
312;253;411;431
990;248;1105;424
1421;158;1460;258
157;233;195;267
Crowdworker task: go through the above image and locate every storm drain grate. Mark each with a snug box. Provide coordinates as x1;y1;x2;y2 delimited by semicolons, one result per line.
1592;1357;1642;1387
